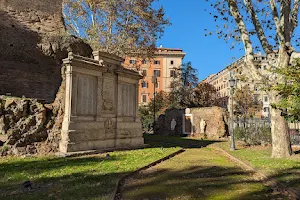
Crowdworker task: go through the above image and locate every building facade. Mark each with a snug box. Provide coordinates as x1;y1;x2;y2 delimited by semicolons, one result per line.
123;47;186;104
202;53;271;118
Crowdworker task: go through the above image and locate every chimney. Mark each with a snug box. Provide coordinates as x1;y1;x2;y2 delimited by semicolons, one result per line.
159;44;163;48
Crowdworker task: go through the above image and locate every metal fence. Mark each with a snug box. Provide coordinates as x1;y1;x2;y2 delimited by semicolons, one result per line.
288;123;300;146
233;118;300;146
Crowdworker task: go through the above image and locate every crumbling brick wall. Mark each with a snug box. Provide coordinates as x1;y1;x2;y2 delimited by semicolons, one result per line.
155;107;229;139
191;107;229;139
0;0;92;102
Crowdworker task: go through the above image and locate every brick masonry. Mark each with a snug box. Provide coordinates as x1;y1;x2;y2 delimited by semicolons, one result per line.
0;0;92;103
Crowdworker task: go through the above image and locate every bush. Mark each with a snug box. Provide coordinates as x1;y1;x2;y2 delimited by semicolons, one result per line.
234;126;272;146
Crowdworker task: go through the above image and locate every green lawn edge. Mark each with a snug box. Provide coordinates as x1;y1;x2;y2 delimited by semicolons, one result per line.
0;136;181;200
214;141;300;193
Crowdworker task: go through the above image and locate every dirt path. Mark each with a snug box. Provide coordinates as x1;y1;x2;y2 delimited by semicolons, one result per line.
122;147;288;200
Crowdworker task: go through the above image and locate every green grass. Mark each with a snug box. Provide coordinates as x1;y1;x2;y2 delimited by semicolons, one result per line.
123;146;285;200
0;142;180;200
144;134;219;148
216;142;300;192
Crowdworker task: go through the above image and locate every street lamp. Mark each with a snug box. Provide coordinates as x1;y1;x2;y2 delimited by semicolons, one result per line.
229;76;236;151
152;74;158;134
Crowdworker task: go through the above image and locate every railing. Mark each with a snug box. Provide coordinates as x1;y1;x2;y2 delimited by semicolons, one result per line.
233;118;300;145
288;123;300;146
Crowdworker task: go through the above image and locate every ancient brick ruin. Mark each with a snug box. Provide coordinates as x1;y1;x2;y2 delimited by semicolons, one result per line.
0;0;92;102
0;0;145;155
155;107;229;139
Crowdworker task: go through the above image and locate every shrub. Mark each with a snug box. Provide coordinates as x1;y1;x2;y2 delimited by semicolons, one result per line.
234;126;271;146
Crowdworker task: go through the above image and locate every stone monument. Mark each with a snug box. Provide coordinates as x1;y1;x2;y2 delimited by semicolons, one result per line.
59;51;144;153
170;119;177;131
200;118;206;134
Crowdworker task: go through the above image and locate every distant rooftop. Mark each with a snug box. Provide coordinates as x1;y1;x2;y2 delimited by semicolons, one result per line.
156;47;184;52
155;46;186;58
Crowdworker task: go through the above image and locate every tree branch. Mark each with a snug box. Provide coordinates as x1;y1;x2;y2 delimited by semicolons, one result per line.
270;0;286;45
291;0;300;34
280;0;292;43
226;0;262;81
243;0;273;54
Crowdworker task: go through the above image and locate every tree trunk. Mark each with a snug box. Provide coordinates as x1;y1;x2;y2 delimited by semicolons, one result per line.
270;107;292;158
269;46;293;158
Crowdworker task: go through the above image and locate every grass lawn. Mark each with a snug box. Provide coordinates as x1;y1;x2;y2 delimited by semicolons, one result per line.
0;137;181;200
123;146;286;200
215;142;300;192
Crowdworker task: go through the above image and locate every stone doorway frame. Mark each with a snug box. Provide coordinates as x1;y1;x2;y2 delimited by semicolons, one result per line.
183;113;193;135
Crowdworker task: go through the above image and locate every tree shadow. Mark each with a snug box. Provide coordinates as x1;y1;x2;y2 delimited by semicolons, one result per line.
0;155;124;200
122;165;286;200
144;134;221;149
267;166;300;193
294;150;300;155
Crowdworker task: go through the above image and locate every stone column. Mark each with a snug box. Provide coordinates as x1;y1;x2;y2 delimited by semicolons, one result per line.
135;83;140;122
59;63;73;153
96;74;103;120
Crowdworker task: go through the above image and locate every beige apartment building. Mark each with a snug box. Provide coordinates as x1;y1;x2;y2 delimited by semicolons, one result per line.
123;47;186;104
202;53;271;118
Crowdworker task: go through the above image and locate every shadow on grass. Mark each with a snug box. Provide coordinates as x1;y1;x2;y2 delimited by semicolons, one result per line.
122;165;286;200
144;134;221;149
294;150;300;155
0;155;122;200
268;166;300;192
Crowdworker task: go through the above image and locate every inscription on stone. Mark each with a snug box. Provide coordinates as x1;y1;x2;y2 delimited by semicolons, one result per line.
104;118;114;135
118;83;136;117
102;77;115;112
76;74;97;116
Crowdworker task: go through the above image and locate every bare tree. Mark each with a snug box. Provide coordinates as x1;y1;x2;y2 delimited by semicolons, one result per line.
206;0;300;157
63;0;170;57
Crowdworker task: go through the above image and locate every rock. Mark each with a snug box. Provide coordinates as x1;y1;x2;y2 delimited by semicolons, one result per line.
26;145;37;154
0;116;6;134
0;97;58;156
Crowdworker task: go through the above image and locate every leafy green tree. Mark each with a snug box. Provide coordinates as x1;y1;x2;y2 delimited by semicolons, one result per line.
169;62;198;108
205;0;300;158
63;0;170;57
273;59;300;122
138;91;169;132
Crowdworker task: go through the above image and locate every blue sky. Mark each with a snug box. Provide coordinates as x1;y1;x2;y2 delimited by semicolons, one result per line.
155;0;249;81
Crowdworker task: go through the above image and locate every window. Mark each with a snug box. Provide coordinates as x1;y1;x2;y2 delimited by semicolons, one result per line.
264;107;270;113
129;60;136;64
141;81;148;88
142;94;147;103
142;69;147;76
154;60;160;65
154;70;161;77
264;65;267;70
170;60;174;65
170;69;177;78
142;60;147;64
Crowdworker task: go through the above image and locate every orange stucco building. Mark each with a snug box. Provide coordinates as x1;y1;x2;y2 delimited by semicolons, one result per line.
123;47;186;104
